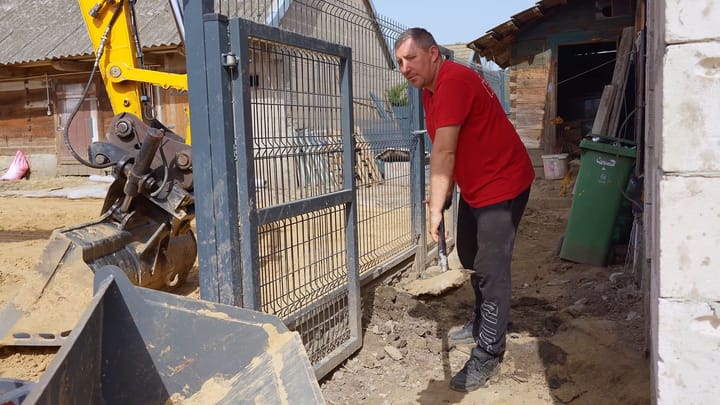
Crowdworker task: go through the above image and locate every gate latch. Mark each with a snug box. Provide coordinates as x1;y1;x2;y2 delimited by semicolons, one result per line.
222;52;238;67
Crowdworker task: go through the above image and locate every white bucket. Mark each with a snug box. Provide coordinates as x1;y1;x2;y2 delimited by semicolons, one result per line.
541;153;569;180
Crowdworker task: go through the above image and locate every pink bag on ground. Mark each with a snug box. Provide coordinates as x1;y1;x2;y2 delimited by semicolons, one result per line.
1;150;30;180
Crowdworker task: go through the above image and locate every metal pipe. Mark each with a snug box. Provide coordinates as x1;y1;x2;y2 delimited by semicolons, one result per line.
168;0;186;45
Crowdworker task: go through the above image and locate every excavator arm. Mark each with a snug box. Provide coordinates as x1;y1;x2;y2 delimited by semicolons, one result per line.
0;3;323;402
77;0;188;119
0;0;197;346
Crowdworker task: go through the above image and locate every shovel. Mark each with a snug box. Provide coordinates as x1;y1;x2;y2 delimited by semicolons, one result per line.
437;212;449;272
403;208;467;297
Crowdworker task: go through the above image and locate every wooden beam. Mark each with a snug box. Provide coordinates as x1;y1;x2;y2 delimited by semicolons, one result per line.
541;0;568;8
634;27;646;167
607;26;636;138
50;60;93;72
141;52;168;67
542;59;558;154
592;84;616;135
0;66;21;78
0;81;46;92
0;145;56;155
494;21;520;37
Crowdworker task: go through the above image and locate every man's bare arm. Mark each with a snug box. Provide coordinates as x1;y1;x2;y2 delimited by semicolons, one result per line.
428;125;459;241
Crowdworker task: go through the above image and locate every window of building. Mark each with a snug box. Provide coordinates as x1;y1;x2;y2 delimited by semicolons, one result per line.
595;0;632;19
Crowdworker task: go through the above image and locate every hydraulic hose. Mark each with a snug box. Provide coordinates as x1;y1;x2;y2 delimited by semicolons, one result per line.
63;0;125;169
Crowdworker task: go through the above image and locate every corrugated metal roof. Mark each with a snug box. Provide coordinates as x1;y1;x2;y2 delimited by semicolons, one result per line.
467;0;568;68
0;0;182;66
0;1;387;66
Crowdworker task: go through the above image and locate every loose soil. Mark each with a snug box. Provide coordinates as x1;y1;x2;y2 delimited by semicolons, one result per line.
0;176;650;404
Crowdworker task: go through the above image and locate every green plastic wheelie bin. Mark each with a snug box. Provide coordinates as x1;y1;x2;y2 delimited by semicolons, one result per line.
559;137;637;266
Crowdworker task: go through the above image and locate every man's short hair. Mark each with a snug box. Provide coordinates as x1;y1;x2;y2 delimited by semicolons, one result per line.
395;27;438;52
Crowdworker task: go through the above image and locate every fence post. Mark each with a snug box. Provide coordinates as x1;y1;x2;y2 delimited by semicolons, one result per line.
340;52;362;348
409;84;427;272
185;2;243;306
228;18;262;311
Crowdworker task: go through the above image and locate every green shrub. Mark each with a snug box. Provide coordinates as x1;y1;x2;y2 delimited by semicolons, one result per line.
387;82;408;106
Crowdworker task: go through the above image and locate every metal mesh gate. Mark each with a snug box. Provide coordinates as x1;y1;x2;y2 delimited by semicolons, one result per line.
206;0;427;280
184;0;432;378
186;8;361;377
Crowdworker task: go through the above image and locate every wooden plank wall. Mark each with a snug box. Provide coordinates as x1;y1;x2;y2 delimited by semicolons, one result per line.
505;0;635;151
0;84;56;156
590;26;635;138
509;50;551;149
0;52;187;176
156;52;190;139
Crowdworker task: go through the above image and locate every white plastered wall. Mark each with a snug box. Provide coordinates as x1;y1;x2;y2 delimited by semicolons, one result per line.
649;0;720;403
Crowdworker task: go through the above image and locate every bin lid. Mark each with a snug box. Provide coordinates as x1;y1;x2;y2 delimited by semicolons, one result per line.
580;138;637;158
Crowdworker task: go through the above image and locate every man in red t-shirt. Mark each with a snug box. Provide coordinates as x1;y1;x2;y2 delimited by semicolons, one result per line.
395;28;534;392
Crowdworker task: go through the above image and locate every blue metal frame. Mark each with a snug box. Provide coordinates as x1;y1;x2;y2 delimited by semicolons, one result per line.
227;18;359;313
184;3;362;377
409;85;427;273
185;3;243;306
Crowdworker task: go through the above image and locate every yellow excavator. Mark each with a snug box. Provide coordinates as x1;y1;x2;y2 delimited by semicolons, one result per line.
1;0;196;347
0;1;322;402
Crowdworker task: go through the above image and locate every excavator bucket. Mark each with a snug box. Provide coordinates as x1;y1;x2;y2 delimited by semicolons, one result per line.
0;206;196;347
0;227;97;346
22;266;323;404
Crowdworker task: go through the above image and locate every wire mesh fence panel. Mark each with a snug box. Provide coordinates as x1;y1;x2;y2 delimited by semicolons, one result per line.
258;207;348;318
213;0;421;278
249;42;346;207
191;0;431;377
225;16;361;378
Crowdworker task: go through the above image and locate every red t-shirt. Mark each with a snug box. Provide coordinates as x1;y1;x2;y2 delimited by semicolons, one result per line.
422;60;535;208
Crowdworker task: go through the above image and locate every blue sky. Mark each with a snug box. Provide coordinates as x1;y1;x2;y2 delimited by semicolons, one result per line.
372;1;539;45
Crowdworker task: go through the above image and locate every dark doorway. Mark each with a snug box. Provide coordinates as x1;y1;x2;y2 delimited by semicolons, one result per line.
57;83;102;175
556;42;616;154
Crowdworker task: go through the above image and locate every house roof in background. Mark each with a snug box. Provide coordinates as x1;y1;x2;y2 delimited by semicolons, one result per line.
0;1;390;68
0;1;183;66
467;0;568;68
443;43;473;64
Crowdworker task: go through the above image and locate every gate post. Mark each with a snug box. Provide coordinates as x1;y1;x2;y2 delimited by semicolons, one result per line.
409;85;427;272
228;20;262;310
185;2;243;306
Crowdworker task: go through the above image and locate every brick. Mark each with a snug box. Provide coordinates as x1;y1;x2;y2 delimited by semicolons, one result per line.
665;1;720;43
662;43;720;172
659;176;720;299
656;299;720;404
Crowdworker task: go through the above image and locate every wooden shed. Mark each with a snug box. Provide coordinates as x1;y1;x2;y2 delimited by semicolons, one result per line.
469;0;641;155
0;1;186;176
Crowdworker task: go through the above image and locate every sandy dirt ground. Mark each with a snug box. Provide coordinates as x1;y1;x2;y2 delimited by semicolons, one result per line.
0;175;650;404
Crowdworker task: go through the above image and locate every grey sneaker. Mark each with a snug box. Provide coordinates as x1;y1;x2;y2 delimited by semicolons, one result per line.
450;347;500;392
447;319;478;347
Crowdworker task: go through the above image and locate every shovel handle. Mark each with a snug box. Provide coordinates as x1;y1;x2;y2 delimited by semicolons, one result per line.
438;213;449;272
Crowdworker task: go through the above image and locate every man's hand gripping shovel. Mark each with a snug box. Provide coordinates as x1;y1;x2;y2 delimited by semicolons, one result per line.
437;201;450;273
401;198;467;297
